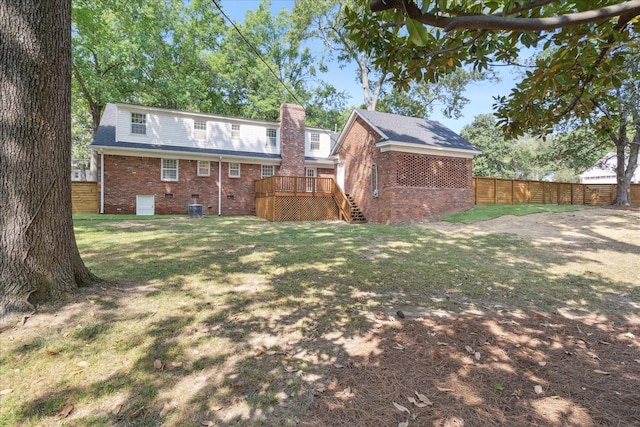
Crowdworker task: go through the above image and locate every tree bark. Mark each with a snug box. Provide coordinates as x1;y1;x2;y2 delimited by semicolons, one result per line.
0;0;99;319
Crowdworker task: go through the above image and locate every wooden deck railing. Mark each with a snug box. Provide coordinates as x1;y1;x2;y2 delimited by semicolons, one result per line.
255;176;354;222
255;176;334;196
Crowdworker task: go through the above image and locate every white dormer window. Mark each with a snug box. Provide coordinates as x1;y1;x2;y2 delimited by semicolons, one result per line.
310;133;320;151
309;133;320;150
231;124;240;139
194;120;206;141
266;128;277;147
131;113;146;135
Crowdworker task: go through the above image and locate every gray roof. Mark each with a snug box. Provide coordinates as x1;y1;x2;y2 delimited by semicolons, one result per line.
355;109;479;152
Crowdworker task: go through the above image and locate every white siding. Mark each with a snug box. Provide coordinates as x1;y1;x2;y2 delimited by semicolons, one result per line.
115;106;280;155
304;130;332;158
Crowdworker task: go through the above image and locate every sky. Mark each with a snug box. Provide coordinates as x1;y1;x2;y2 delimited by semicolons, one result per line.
220;0;518;133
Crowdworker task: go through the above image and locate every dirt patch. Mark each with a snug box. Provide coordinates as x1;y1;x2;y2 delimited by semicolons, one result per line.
305;208;640;426
305;311;640;426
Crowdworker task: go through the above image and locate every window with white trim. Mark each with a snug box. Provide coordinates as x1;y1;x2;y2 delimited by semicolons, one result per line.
197;160;210;176
229;162;240;178
310;133;320;150
261;165;275;178
194;120;206;141
266;128;277;147
161;159;178;181
231;124;240;139
131;113;146;135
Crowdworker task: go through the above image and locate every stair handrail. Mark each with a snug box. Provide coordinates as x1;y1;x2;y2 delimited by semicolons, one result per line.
331;180;352;223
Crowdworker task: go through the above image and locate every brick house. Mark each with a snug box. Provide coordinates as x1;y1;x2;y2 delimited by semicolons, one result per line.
91;103;479;222
332;109;480;223
91;103;335;216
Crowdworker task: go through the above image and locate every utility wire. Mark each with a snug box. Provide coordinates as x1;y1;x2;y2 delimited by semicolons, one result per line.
211;0;307;109
210;0;348;150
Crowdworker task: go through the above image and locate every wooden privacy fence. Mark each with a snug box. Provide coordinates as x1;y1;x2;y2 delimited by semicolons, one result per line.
473;177;640;205
71;181;99;214
255;176;351;222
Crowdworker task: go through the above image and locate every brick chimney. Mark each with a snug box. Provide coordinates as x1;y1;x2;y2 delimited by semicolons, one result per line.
278;103;306;176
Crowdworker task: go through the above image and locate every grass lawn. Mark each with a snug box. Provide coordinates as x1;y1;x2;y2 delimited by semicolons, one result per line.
442;203;583;223
0;211;638;426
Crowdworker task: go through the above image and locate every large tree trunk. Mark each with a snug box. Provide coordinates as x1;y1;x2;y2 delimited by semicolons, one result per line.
0;0;98;318
613;140;639;206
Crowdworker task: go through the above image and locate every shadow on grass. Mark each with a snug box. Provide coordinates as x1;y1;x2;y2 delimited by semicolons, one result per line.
3;212;638;425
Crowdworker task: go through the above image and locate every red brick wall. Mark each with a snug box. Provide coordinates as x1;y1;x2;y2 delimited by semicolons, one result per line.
102;155;264;215
338;116;473;224
279;103;306;176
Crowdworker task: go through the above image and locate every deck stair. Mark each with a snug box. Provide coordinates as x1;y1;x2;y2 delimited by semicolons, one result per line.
345;194;367;223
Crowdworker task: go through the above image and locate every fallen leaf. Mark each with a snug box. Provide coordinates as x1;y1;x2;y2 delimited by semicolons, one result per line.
393;401;410;414
414;391;433;406
344;387;352;396
315;385;325;393
77;361;90;368
465;345;474;354
625;332;635;339
399;422;409;427
393;343;405;350
171;361;183;368
159;402;171;417
475;352;481;361
285;366;297;373
333;363;345;368
594;370;611;375
254;349;263;356
200;421;215;426
154;359;164;370
112;402;123;415
56;403;73;420
436;387;453;392
436;342;448;346
396;310;405;319
0;389;13;395
599;340;611;345
129;406;145;419
211;405;223;411
538;361;547;366
45;349;60;356
534;385;543;395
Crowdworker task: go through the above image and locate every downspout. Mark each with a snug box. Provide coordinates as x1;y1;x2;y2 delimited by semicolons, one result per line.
218;156;222;216
99;150;104;213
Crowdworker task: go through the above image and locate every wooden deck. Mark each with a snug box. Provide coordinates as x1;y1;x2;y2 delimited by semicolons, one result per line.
255;176;355;222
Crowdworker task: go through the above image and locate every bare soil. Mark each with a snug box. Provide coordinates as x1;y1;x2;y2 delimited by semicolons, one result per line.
306;208;640;427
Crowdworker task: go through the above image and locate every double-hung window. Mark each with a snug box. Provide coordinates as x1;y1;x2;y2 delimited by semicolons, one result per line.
229;162;240;178
197;160;210;176
131;113;146;135
310;133;320;151
261;165;275;178
194;120;206;141
266;128;277;147
231;124;240;139
161;159;178;181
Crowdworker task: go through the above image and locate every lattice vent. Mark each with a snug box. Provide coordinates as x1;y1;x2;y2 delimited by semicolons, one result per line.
396;154;470;189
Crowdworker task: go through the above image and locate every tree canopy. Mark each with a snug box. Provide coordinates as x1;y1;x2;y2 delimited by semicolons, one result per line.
345;0;640;204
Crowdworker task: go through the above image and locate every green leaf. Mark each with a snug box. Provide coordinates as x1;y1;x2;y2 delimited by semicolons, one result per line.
405;18;429;47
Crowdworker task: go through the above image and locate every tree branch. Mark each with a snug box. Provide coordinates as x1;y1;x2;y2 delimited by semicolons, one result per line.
370;0;640;32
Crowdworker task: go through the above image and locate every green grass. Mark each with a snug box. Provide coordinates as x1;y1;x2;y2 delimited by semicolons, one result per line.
0;212;636;426
442;203;584;223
